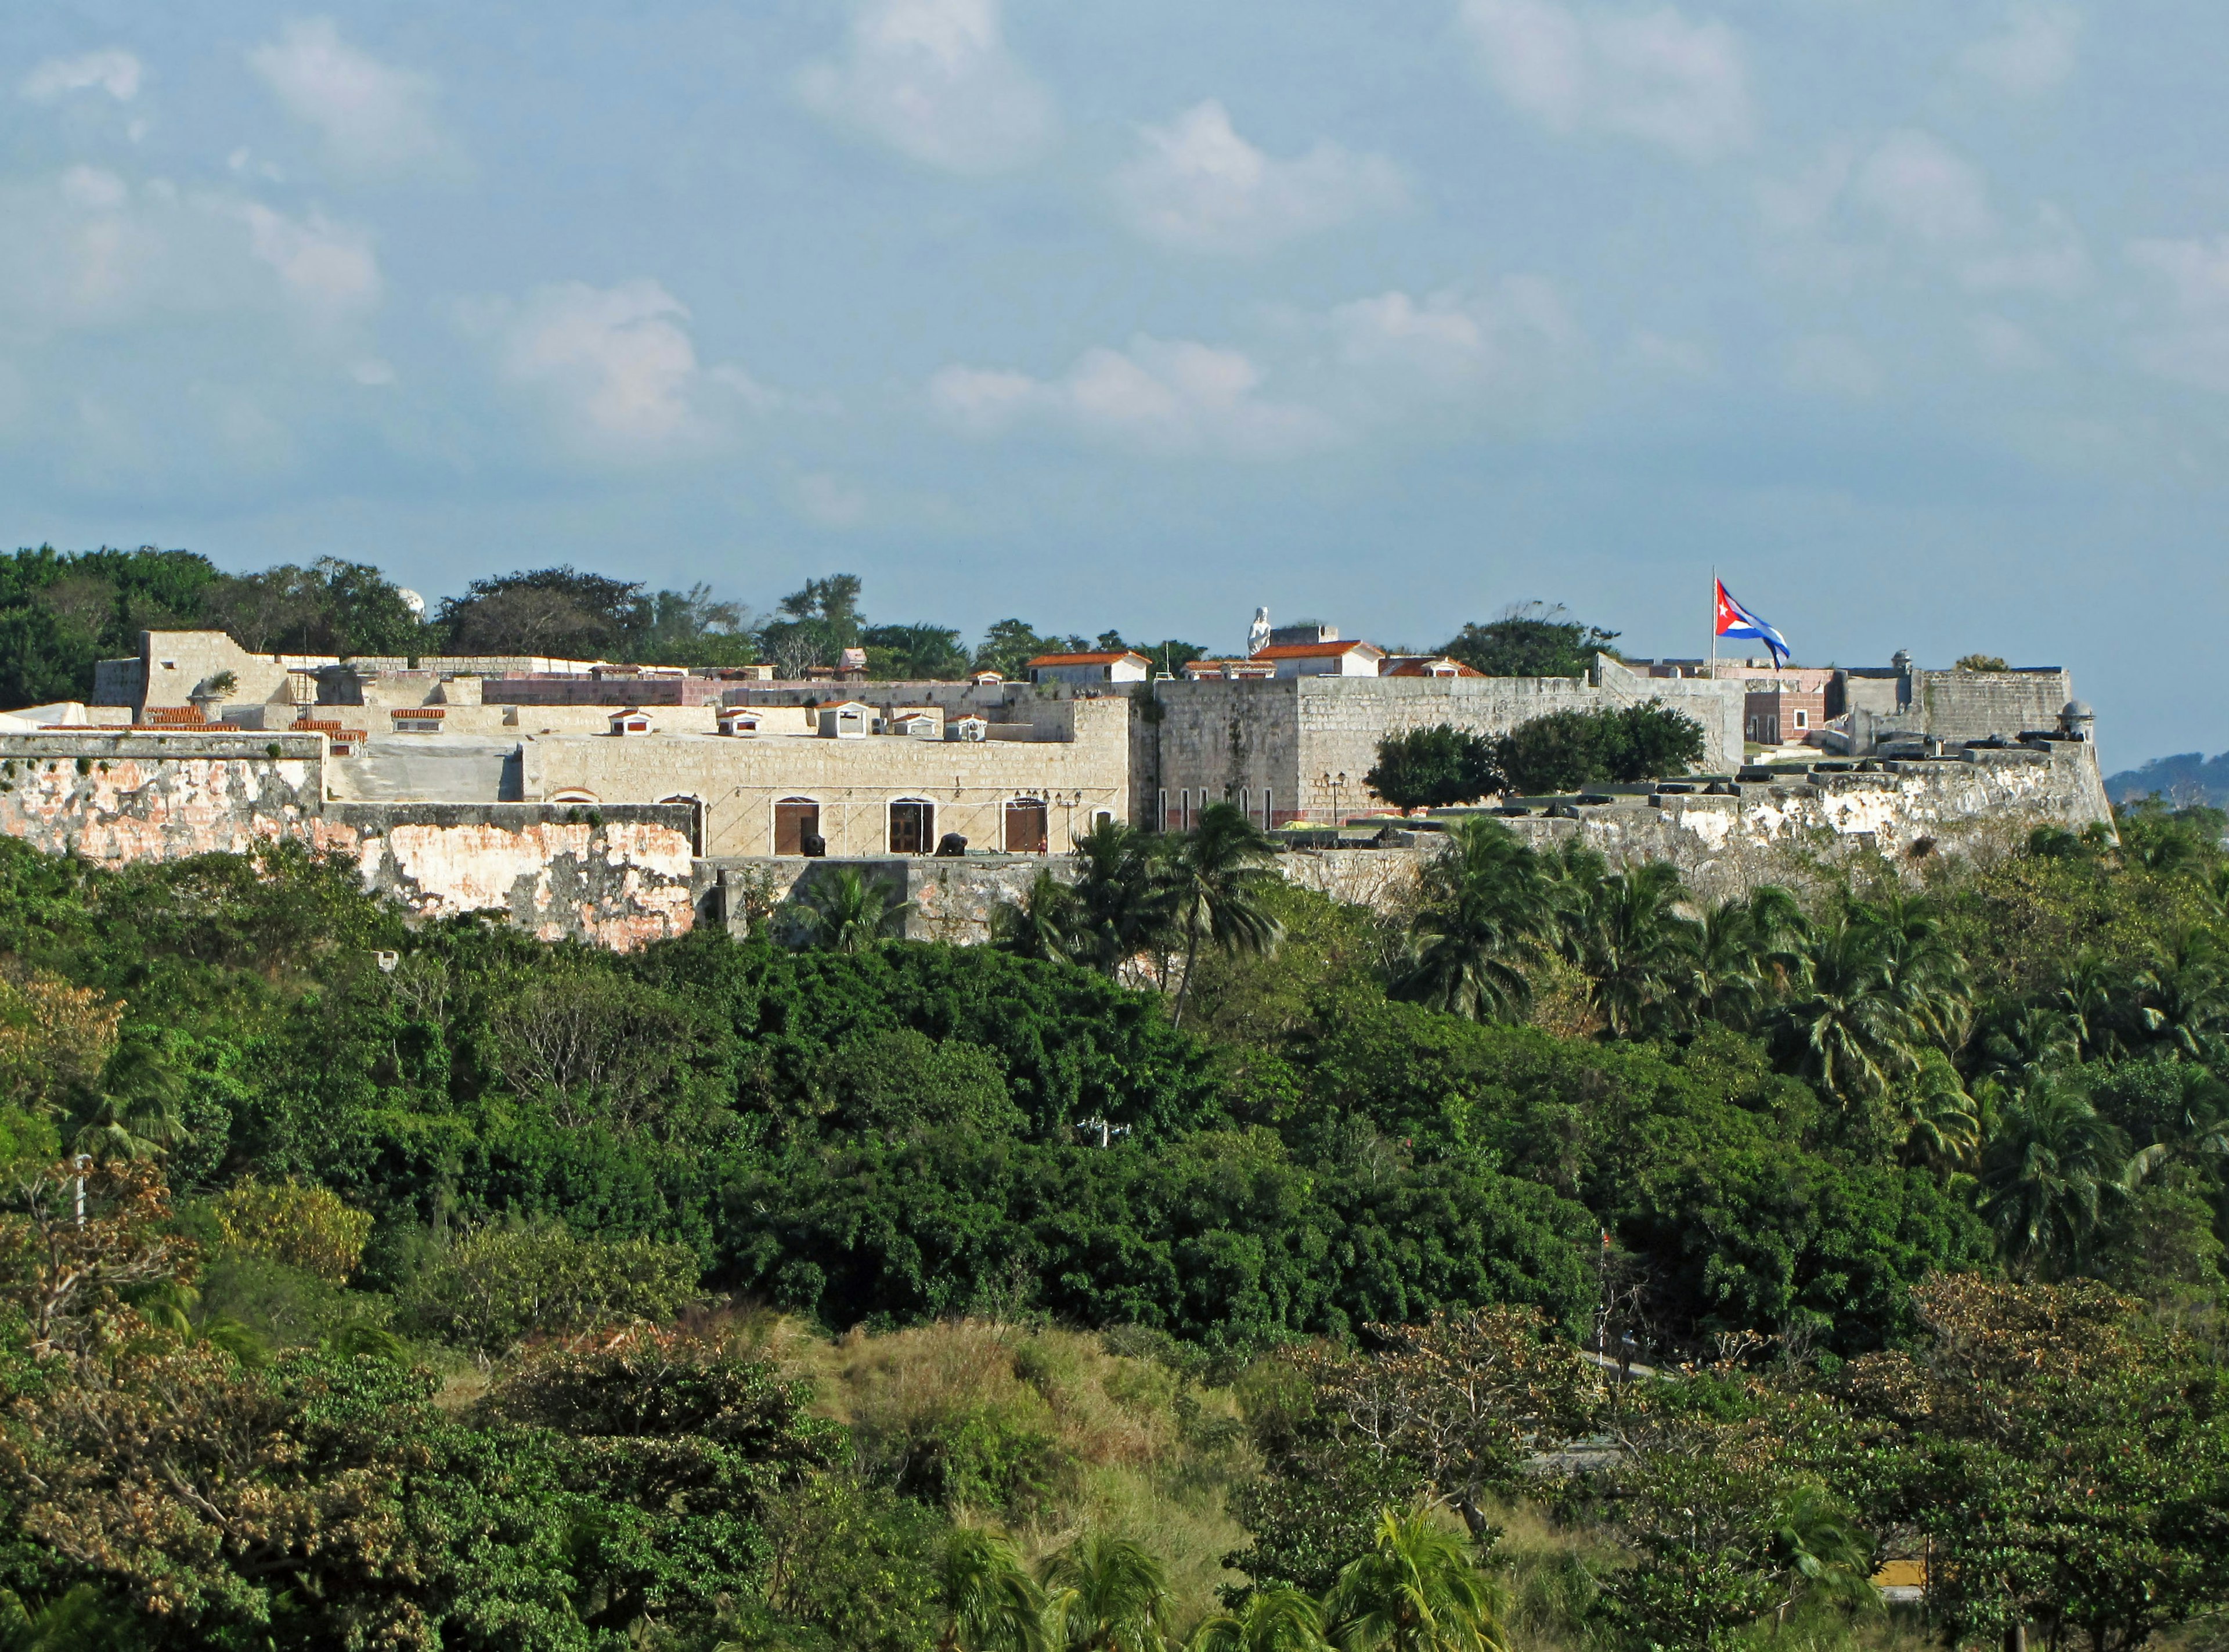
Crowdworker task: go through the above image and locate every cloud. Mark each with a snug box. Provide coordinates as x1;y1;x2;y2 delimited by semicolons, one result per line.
21;50;142;103
468;279;774;458
795;471;869;527
798;0;1055;174
1319;279;1584;412
930;337;1336;459
1972;313;2051;371
1785;333;1880;399
1456;0;1753;161
1961;3;2080;98
2129;237;2229;394
0;165;383;338
1111;101;1405;255
248;18;445;175
1766;131;2089;298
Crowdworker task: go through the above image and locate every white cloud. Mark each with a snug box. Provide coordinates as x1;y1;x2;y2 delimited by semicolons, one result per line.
1786;333;1880;399
930;337;1336;459
1767;131;2088;298
1456;0;1753;161
2130;237;2229;393
238;203;381;326
1111;101;1405;255
1321;279;1583;410
248;18;445;175
1961;3;2080;98
0;166;383;340
798;0;1055;174
21;50;142;103
795;471;869;527
1853;129;1994;246
1972;313;2051;371
470;279;774;458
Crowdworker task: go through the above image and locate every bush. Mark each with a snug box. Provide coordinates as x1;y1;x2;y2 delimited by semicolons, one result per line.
1498;701;1705;794
211;1178;373;1285
1365;725;1505;811
396;1224;701;1352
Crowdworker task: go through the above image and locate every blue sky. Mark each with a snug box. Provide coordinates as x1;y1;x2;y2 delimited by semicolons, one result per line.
6;2;2228;764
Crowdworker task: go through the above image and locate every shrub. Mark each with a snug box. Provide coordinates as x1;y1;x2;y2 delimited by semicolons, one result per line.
1365;725;1505;811
211;1178;373;1285
397;1224;700;1352
1498;702;1705;794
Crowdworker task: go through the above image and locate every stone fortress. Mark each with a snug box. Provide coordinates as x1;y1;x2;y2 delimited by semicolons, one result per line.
0;619;2112;948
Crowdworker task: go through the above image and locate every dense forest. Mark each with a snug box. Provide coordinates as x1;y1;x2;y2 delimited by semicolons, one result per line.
0;774;2224;1649
0;544;1620;704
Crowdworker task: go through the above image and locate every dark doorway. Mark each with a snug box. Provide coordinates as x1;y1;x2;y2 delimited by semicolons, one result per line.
888;799;934;854
1004;798;1048;853
774;798;820;856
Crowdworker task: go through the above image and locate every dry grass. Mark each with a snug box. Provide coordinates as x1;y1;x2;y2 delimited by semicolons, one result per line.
782;1317;1257;1637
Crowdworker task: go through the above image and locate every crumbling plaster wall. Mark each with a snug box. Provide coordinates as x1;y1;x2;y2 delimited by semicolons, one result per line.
1909;670;2075;745
0;734;696;949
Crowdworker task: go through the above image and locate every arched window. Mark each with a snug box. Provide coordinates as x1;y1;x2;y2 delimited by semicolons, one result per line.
774;797;821;856
659;794;705;856
888;797;935;855
550;789;600;805
1004;796;1048;853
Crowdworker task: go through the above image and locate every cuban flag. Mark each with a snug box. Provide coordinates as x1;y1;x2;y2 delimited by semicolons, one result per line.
1715;579;1791;666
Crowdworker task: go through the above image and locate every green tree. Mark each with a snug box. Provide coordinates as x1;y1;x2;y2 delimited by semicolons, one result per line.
975;620;1090;681
1322;1505;1507;1652
992;871;1085;966
1979;1079;2138;1279
1496;703;1704;795
1042;1533;1173;1652
1365;727;1505;813
1064;820;1174;979
792;868;915;955
864;623;972;680
939;1528;1051;1652
1186;1587;1328;1652
1437;605;1618;678
1391;818;1548;1023
1686;886;1806;1031
395;1224;701;1352
1546;855;1697;1039
1164;805;1285;1029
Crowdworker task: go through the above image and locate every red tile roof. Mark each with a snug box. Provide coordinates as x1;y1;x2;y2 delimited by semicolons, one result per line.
1249;641;1386;661
140;706;209;726
1027;651;1147;667
391;706;445;718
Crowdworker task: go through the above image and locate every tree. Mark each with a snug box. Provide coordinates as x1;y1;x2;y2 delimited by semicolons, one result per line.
1979;1079;2139;1279
1063;820;1173;980
1365;727;1505;813
865;623;971;680
1686;886;1806;1031
939;1528;1051;1652
438;565;645;658
1041;1533;1172;1652
993;871;1085;966
394;1224;700;1352
1438;605;1618;679
1163;805;1285;1029
1496;704;1704;795
1322;1505;1507;1652
1828;1274;2229;1652
1186;1588;1328;1652
1392;818;1547;1023
1546;857;1697;1040
211;1178;373;1285
792;868;915;955
975;620;1091;681
1955;653;2010;672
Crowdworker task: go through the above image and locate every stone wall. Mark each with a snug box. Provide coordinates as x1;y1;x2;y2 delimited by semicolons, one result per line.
0;732;696;949
1910;669;2074;744
698;853;1065;946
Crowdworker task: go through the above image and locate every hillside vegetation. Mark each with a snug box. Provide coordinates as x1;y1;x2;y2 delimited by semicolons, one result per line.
0;798;2224;1647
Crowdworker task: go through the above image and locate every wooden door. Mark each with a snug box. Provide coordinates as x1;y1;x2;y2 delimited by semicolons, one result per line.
774;799;819;855
1003;798;1048;853
888;800;933;854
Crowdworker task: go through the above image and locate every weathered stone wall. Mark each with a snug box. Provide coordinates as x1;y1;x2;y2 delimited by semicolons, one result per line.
0;733;697;950
1286;742;2114;908
698;853;1066;946
1146;666;1745;826
1909;669;2074;744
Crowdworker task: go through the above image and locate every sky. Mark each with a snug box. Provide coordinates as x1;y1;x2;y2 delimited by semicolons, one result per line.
5;2;2229;766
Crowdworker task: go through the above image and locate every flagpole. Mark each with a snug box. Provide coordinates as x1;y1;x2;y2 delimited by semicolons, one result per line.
1709;567;1718;675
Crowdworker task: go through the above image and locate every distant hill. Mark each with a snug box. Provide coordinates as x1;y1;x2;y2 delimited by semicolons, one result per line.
2105;750;2229;806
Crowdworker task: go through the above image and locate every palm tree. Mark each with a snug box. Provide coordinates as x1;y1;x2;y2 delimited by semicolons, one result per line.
71;1040;189;1163
939;1528;1051;1652
1686;886;1806;1031
1979;1078;2138;1279
994;871;1084;966
1889;1051;1981;1174
1188;1588;1329;1652
1850;893;1969;1052
2138;929;2229;1062
1041;1534;1172;1652
1553;860;1698;1038
1163;804;1285;1029
1763;1485;1876;1626
1392;817;1548;1023
1776;911;1941;1106
1322;1505;1506;1652
791;867;913;955
1066;818;1175;979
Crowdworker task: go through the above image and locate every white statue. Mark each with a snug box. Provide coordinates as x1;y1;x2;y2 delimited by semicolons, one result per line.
1247;607;1270;658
